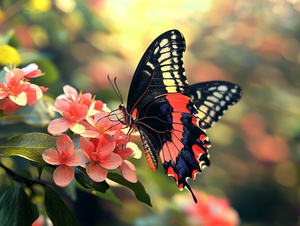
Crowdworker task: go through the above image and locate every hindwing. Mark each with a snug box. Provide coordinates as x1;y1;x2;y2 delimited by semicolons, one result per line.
134;93;210;202
189;81;242;129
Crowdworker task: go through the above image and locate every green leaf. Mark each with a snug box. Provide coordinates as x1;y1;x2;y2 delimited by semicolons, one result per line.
0;132;56;163
74;166;109;193
44;186;78;226
107;172;152;207
0;182;39;226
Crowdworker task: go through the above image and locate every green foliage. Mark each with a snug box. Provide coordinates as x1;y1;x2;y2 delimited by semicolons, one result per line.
108;172;152;207
0;182;39;226
0;131;152;224
0;133;56;163
74;166;110;192
44;186;79;226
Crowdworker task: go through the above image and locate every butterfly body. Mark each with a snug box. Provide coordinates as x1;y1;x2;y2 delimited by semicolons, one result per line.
119;30;242;202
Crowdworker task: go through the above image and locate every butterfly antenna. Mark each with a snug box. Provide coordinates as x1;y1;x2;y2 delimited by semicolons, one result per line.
107;75;123;104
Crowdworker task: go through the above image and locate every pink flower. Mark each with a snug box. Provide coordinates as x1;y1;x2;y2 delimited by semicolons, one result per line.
58;85;92;105
21;63;43;79
174;191;239;226
0;98;21;114
82;111;123;137
0;64;47;114
42;134;89;187
48;85;106;135
47;99;88;135
80;135;122;182
58;85;104;117
0;73;30;105
113;131;141;183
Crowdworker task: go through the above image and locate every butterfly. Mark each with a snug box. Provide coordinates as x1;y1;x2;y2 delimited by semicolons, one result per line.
118;29;242;202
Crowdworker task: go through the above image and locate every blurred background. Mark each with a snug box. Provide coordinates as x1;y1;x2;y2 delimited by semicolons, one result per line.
1;0;300;225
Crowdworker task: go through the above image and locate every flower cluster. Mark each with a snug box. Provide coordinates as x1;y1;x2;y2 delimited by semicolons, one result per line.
43;85;141;186
0;64;48;114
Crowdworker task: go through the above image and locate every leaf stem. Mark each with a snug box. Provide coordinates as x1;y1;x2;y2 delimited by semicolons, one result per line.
0;161;46;188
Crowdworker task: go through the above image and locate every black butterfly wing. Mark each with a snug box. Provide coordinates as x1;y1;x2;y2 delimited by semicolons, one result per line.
126;29;189;112
189;81;242;129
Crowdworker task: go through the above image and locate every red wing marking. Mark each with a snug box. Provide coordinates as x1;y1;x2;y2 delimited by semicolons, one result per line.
164;94;191;114
159;93;192;163
167;166;179;182
191;169;199;179
191;144;206;163
131;108;138;119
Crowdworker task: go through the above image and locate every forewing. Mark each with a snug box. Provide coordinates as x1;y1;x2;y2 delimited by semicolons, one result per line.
127;29;189;112
189;81;242;129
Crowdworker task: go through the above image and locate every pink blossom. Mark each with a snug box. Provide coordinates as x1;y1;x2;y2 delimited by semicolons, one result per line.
0;74;29;105
0;65;47;114
0;98;21;114
82;111;123;137
42;134;89;187
21;63;43;79
58;85;105;117
48;99;88;135
80;135;122;182
113;131;141;183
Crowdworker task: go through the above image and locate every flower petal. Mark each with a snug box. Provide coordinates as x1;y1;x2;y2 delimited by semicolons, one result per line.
56;134;74;155
100;152;122;170
86;163;107;182
119;160;137;183
63;85;78;100
69;122;86;134
54;99;70;112
42;148;60;165
29;83;43;100
0;98;20;114
9;92;27;106
127;142;142;159
53;165;74;187
24;86;37;106
67;149;89;166
79;137;95;157
47;118;69;135
97;134;116;156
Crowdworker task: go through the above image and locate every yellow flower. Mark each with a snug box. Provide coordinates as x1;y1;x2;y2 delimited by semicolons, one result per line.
0;45;22;66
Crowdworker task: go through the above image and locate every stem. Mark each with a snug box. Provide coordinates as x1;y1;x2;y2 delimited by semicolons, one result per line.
0;161;46;188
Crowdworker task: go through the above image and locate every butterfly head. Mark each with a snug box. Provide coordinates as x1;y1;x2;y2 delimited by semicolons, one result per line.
119;104;137;128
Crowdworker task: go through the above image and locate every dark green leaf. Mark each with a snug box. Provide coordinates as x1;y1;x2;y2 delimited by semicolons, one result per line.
74;166;109;193
0;132;56;163
0;182;39;226
107;172;152;207
44;186;78;226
